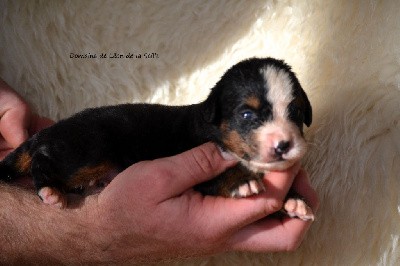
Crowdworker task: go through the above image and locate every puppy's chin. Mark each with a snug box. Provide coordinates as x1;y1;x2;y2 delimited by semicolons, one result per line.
227;151;297;173
247;159;296;173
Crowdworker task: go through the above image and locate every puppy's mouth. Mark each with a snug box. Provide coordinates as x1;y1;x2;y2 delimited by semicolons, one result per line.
220;130;307;173
247;158;296;172
227;151;297;173
227;140;307;172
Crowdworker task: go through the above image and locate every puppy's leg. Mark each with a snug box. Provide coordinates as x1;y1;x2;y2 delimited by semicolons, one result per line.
31;153;67;208
196;165;314;220
283;190;314;221
195;164;265;197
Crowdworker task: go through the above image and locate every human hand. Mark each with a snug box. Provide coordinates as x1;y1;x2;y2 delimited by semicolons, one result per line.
0;79;53;159
86;142;318;263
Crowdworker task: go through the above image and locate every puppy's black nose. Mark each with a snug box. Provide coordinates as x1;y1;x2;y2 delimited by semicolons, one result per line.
275;140;291;156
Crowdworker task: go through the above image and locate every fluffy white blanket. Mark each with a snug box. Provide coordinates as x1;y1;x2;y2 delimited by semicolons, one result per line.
1;1;399;264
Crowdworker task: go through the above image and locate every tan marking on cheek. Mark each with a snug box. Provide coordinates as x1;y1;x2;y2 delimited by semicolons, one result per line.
67;162;114;188
16;152;32;174
245;96;261;110
222;130;254;158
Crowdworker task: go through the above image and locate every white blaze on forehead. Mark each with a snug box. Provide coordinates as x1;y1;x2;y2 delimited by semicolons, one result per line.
261;66;294;120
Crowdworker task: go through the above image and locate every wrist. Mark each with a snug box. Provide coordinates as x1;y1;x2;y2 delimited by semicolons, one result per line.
75;194;117;264
0;185;114;264
80;194;152;264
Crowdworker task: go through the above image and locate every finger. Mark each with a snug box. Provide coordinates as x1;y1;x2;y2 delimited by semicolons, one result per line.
228;215;312;252
0;104;30;148
262;162;301;204
191;193;286;235
0;147;14;160
153;142;237;196
0;81;31;147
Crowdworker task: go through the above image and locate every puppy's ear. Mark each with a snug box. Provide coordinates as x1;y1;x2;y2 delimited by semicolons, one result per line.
300;85;312;127
202;86;221;124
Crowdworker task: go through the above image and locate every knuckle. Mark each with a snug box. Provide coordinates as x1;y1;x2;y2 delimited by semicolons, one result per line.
265;198;284;215
284;236;302;251
190;145;217;176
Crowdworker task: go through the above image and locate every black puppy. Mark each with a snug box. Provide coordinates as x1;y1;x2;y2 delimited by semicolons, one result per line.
0;58;313;220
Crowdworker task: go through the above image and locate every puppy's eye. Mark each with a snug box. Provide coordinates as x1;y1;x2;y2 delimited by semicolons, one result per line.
242;110;257;120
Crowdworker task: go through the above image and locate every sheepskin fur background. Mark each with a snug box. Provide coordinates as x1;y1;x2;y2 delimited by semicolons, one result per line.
1;0;399;264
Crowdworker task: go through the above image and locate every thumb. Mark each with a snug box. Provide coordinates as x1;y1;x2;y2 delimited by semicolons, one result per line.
153;142;237;197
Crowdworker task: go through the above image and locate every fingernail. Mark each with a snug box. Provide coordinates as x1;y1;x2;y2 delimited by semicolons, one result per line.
217;146;237;161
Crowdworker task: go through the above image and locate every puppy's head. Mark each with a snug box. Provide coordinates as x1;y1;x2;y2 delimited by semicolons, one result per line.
205;58;312;172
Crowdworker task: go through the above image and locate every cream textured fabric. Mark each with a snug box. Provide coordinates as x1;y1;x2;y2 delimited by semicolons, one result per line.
1;1;399;264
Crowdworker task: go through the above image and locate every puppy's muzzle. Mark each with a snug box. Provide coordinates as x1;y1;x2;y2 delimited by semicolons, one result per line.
274;140;291;157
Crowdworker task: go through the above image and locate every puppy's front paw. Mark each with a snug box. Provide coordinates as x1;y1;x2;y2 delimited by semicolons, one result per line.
284;198;314;221
231;179;265;198
38;187;67;209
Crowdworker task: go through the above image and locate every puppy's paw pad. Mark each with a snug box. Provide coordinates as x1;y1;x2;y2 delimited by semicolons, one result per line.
231;180;265;198
38;187;67;209
284;198;314;221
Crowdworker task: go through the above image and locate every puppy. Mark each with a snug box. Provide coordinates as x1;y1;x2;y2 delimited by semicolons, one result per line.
0;58;313;220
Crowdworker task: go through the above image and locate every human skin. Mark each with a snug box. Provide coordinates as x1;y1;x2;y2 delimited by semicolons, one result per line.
0;79;318;264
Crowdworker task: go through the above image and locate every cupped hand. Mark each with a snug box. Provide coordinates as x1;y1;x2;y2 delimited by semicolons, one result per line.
88;142;318;263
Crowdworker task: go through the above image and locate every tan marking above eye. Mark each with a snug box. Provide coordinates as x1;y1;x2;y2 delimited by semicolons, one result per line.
222;130;254;159
245;96;261;110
